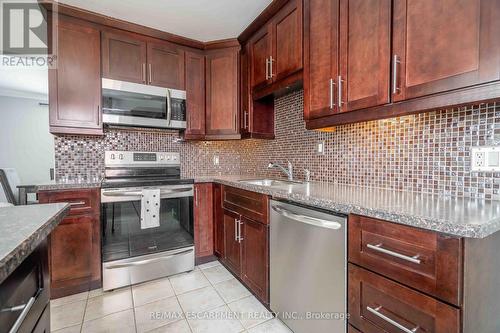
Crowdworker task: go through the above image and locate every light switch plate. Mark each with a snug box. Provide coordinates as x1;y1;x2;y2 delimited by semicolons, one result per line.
213;155;220;166
471;146;500;171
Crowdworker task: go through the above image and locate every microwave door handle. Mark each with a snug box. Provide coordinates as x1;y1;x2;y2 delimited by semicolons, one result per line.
166;88;172;125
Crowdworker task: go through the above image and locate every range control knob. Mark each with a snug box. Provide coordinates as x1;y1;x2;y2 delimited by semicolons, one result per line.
119;154;124;160
111;154;115;160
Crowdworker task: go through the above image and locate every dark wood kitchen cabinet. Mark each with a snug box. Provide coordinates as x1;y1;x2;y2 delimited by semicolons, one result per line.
240;216;269;303
102;29;186;89
304;0;500;129
184;51;206;139
249;0;303;96
304;0;391;120
148;41;185;89
205;47;241;139
101;30;147;84
221;185;270;304
194;183;214;262
38;188;101;298
392;0;500;102
213;184;225;257
223;208;242;275
49;15;102;135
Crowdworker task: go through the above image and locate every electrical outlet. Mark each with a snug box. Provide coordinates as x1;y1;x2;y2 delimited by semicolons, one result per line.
213;155;220;166
471;146;500;171
317;140;326;155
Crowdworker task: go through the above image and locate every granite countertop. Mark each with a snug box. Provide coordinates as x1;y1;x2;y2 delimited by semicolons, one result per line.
194;175;500;239
18;180;102;191
0;203;70;283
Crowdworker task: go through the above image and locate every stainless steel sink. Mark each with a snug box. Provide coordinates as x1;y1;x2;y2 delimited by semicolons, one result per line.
238;179;303;186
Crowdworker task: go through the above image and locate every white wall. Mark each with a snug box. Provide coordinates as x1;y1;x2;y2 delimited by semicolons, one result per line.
0;95;54;184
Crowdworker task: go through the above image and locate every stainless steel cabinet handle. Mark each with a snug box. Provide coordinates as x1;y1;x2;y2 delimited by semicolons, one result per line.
367;243;421;264
234;219;239;241
69;201;86;206
195;187;198;207
243;111;248;129
238;220;244;243
148;63;152;84
337;76;344;107
166;88;172;125
8;296;36;333
107;249;193;269
269;56;274;78
272;205;342;230
265;58;269;80
329;78;335;109
392;54;401;95
142;63;146;83
367;305;420;333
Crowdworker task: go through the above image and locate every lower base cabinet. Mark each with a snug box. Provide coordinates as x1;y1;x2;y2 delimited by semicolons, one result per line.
216;186;270;305
348;264;460;333
240;217;269;303
38;188;101;298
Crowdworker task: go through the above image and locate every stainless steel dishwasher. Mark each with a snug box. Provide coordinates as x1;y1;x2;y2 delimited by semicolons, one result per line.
270;200;347;333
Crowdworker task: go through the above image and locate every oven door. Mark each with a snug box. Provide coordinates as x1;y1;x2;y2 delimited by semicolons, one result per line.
101;185;194;263
102;78;186;129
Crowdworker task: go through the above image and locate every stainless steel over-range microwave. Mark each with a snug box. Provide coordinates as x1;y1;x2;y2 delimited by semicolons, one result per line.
102;78;186;129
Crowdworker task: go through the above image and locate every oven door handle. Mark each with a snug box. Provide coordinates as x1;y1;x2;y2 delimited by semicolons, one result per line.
102;187;193;197
106;249;194;269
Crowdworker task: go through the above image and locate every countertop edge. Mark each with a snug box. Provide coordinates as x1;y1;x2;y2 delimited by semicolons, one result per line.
202;177;499;239
0;203;70;284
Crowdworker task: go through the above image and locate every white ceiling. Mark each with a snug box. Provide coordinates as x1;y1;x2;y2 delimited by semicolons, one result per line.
56;0;273;42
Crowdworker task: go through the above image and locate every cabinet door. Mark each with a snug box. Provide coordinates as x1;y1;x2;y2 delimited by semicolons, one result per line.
148;41;185;89
303;0;340;120
194;183;214;259
241;217;269;304
185;51;206;138
49;16;102;135
250;25;273;91
49;215;99;297
240;45;250;134
392;0;500;101
223;209;241;275
213;184;225;258
338;0;391;112
101;30;147;84
205;48;240;137
271;0;303;82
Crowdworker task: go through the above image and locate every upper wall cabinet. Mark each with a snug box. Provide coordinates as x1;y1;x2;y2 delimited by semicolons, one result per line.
102;30;186;89
49;15;102;135
184;51;206;139
392;0;500;101
304;0;391;120
250;0;303;96
101;31;147;84
205;47;241;139
304;0;500;129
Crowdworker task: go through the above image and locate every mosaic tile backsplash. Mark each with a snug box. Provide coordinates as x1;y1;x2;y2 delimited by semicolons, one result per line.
54;90;500;200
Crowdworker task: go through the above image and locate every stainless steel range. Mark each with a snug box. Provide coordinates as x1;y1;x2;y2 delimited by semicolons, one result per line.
101;151;194;291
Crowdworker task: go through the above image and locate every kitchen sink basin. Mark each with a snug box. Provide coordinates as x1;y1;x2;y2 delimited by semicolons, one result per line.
238;179;303;186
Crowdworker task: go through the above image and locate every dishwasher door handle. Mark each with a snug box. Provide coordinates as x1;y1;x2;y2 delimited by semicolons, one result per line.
272;205;342;230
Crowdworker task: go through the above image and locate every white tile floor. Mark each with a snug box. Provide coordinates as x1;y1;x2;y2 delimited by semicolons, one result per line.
50;260;292;333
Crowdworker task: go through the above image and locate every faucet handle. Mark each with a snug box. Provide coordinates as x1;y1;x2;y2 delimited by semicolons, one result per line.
304;169;311;182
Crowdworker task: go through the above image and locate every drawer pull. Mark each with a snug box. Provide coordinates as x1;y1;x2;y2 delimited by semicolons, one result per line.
69;201;86;207
367;305;420;333
367;243;421;264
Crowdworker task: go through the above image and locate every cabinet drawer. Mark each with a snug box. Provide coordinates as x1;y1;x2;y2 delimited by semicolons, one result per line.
38;188;100;216
348;215;462;306
348;264;460;333
222;186;269;224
